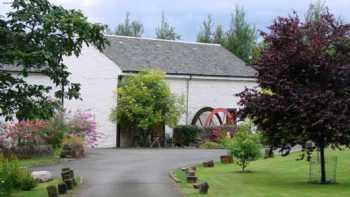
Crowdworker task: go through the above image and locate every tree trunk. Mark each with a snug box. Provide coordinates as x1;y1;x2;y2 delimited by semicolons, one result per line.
241;161;246;172
319;144;326;183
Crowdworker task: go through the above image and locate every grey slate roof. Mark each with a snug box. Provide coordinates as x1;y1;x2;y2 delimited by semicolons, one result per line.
103;35;256;78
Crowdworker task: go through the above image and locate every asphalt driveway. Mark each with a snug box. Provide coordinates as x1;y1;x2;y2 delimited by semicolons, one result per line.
35;148;225;197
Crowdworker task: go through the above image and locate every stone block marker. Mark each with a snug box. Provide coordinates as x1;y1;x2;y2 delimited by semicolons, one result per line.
60;143;85;158
58;183;68;194
199;182;209;194
65;179;74;190
61;168;75;189
186;176;198;183
47;185;58;197
186;170;196;177
203;160;214;168
220;155;233;164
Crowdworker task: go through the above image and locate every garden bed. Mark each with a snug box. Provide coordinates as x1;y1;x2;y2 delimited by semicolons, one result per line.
174;149;350;197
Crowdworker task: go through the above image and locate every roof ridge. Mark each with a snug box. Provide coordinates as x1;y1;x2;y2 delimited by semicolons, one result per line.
104;34;221;47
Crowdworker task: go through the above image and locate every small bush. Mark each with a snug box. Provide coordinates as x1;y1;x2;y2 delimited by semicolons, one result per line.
40;110;68;149
0;154;37;193
223;120;262;172
1;155;22;189
0;178;10;197
0;155;13;196
199;141;223;149
18;170;37;191
67;110;99;147
173;125;201;146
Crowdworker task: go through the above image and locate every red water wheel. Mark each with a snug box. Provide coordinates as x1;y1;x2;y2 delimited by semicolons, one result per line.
191;107;222;127
191;107;236;128
203;108;235;128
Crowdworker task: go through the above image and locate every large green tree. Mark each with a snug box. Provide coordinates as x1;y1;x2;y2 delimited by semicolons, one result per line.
196;15;225;44
0;0;108;120
197;15;214;43
224;6;257;64
111;70;184;147
155;13;181;40
212;24;225;44
114;12;144;37
305;0;327;22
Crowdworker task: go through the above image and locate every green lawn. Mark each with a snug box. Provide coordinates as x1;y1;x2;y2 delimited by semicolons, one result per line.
19;155;59;168
19;148;61;168
175;149;350;197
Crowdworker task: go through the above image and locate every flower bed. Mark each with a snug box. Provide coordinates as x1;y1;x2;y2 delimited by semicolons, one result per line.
0;109;100;159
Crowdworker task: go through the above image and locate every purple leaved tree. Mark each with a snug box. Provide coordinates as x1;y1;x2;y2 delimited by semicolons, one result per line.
238;11;350;183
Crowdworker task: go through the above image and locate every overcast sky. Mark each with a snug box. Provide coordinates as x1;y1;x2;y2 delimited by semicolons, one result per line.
1;0;350;41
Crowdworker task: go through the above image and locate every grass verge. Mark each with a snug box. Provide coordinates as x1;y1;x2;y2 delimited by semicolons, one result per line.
175;149;350;197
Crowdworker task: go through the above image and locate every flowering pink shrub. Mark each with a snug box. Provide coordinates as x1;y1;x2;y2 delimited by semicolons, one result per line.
67;110;100;147
2;120;45;147
0;109;100;152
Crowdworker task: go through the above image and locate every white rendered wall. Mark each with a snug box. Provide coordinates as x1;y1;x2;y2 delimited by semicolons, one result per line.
63;46;121;148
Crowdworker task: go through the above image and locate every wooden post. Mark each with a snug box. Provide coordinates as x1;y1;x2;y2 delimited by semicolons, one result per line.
203;160;214;168
186;176;198;183
47;185;58;197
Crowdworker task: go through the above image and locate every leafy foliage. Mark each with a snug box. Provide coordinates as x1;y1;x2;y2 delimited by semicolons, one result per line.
199;140;223;149
114;12;144;37
111;70;184;146
0;155;37;194
224;6;257;64
212;25;225;44
196;6;257;63
17;170;37;191
238;10;350;182
197;15;214;43
39;110;68;149
305;0;327;22
155;13;181;40
197;15;224;44
0;0;108;121
223;120;262;172
173;125;201;146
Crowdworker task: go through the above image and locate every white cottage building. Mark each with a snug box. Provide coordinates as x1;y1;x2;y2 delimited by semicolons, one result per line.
2;35;257;148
